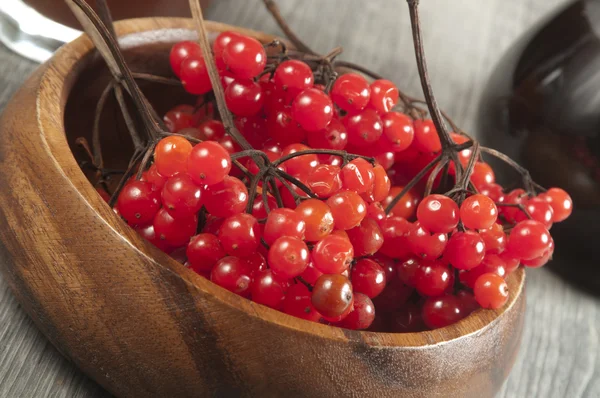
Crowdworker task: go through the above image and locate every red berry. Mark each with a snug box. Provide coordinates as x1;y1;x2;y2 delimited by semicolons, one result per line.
187;141;232;186
346;218;383;257
161;174;204;219
366;202;386;224
326;190;367;230
266;107;307;147
422;295;465;329
170;41;202;76
212;31;243;69
459;253;506;288
336;293;375;330
268;236;310;278
330;73;370;113
135;224;172;252
479;223;507;254
218;213;261;257
273;60;314;100
417;194;459;233
473;273;509;309
154;136;193;177
413;119;441;153
263;208;306;245
501;189;527;222
368;79;398;113
292;88;334;132
295;199;335;241
444;231;486;270
153;208;197;247
506;220;552;260
396;256;421;286
180;55;212;95
389;303;425;332
117;181;160;226
351;259;386;298
375;151;396;171
186;232;224;272
408;222;448;259
344;109;384;146
470;162;495;190
312;234;354;274
280;143;319;178
251;269;290;309
222;35;266;79
371;279;413;312
204;176;249;218
196;120;226;141
382;186;419;219
218;134;242;155
479;183;505;203
146;164;167;192
379;216;413;259
515;197;554;228
381;112;415;152
460;194;498;230
521;238;554;268
250;194;278;219
451;133;473;166
164;107;195;133
311;274;354;319
307;164;342;198
223;79;264;116
414;260;452;297
499;252;521;274
283;283;321;322
341;158;375;194
456;290;479;314
540;187;573;222
211;256;252;297
307;119;348;151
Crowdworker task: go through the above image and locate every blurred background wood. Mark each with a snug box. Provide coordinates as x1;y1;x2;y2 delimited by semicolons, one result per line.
0;0;597;397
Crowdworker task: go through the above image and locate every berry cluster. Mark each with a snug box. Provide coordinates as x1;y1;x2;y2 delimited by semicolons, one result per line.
109;31;573;332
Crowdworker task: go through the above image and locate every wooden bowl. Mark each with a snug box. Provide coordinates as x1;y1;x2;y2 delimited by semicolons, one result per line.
0;18;525;398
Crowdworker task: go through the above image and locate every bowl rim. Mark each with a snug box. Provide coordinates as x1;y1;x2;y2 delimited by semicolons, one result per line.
40;16;525;348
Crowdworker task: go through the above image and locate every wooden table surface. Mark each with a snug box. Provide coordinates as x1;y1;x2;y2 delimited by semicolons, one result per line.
1;0;598;397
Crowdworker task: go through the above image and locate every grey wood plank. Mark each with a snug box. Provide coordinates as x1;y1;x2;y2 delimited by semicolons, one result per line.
0;0;597;397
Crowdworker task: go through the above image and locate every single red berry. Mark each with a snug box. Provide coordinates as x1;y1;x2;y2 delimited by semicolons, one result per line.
117;181;160;226
366;202;386;224
195;120;226;141
422;295;465;329
460;194;498;230
344;109;384;146
153;208;197;247
470;162;496;190
501;189;527;222
413;119;441;153
154;136;193;177
368;79;398;113
263;208;306;245
291;88;334;132
341;158;375;194
382;186;419;219
187;141;232;186
479;223;507;254
459;253;506;288
307;164;342;198
273;59;314;100
379;216;413;259
280;143;319;178
243;251;268;276
336;293;375;330
375;151;396;171
515;197;554;228
170;41;201;77
521;238;554;268
506;220;552;260
283;283;321;322
211;256;252;297
413;260;452;297
499;252;521;274
161;174;204;219
180;55;212;95
186;233;225;273
326;190;367;230
218;213;261;257
540;187;573;222
222;35;266;79
312;234;354;274
223;79;264;116
417;194;460;233
311;274;354;319
479;183;505;203
212;31;243;69
295;199;335;241
396;256;421;286
268;236;310;278
204;176;249;218
164;107;195;133
380;112;415;152
300;259;323;285
266;107;307;147
408;222;448;259
146;164;167;192
307;118;348;151
218;134;243;155
250;194;278;219
351;258;386;298
346;218;384;257
444;231;486;270
473;273;509;309
330;73;370;113
251;269;290;309
135;224;172;252
451;133;473;166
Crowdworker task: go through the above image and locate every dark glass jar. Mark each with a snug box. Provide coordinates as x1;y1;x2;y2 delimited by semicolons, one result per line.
479;0;600;294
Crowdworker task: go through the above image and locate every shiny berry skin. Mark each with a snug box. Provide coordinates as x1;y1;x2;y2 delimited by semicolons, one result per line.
218;134;242;154
135;224;173;252
346;218;383;256
117;181;160;226
479;183;505;203
153;208;197;247
413;260;452;297
295;199;335;241
336;293;375;330
268;236;310;278
341;158;375;194
422;295;465;329
456;290;479;314
224;79;264;116
312;234;354;274
146;164;167;192
408;222;448;259
330;73;370;113
417;194;460;233
222;35;266;79
283;283;321;322
473;273;509;309
479;223;507;254
204;176;249;218
366;202;386;224
218;214;261;257
251;269;290;309
470;162;496;190
540;187;573;222
396;256;421;286
506;220;552;260
311;274;354;319
451;133;473;166
211;256;252;297
164;108;195;133
375;151;395;171
170;41;202;76
460;194;498;230
501;189;527;222
379;216;413;259
381;112;414;152
521;238;554;268
515;197;554;228
161;174;203;219
498;252;520;274
459;253;506;288
307;119;348;151
193;120;224;142
279;178;309;209
300;260;323;285
351;258;386;298
154;136;193;177
307;164;342;198
344;109;384;146
273;60;314;99
267;107;307;147
263;208;306;245
250;194;278;219
368;79;398;113
382;186;419;219
292;88;334;132
444;231;486;270
326;190;367;230
413;119;441;153
280;143;319;178
213;31;243;68
186;233;225;272
180;55;212;95
187;141;232;186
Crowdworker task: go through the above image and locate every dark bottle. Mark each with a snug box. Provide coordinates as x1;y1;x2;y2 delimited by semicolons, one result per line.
479;0;600;294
